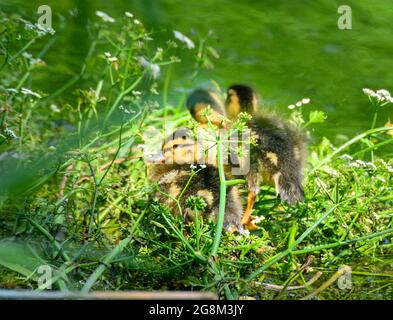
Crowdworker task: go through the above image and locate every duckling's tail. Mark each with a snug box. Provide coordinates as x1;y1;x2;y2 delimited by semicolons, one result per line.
273;172;304;205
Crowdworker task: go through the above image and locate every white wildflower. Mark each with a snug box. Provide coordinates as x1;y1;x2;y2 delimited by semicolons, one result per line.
366;162;377;170
190;164;197;170
288;98;311;109
362;88;374;96
125;12;134;18
118;105;130;114
149;64;160;79
25;22;55;37
96;11;115;23
22;52;44;66
36;23;55;36
363;88;393;104
340;154;353;161
253;216;265;224
150;87;159;95
349;162;360;168
21;88;41;99
200;164;207;169
302;98;311;104
50;104;60;113
377;89;390;97
355;159;367;167
325;167;339;177
376;89;393;103
4;128;17;140
104;52;118;63
173;30;195;49
137;56;160;79
6;88;18;94
134;19;141;25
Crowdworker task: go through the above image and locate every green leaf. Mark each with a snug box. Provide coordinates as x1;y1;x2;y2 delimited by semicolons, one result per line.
309;110;326;124
0;240;48;280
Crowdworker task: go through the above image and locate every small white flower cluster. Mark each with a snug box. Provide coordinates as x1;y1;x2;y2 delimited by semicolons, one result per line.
118;105;137;114
21;88;42;99
124;11;141;25
25;22;55;37
340;154;353;161
137;56;160;79
348;159;377;170
104;52;118;63
96;11;115;23
4;128;17;140
379;160;393;173
190;164;206;170
324;167;339;177
6;88;18;94
173;30;195;49
22;52;44;66
340;155;377;170
288;98;311;110
363;88;393;104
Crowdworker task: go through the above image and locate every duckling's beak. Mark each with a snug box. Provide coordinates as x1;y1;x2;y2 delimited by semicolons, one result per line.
225;89;241;120
146;152;165;164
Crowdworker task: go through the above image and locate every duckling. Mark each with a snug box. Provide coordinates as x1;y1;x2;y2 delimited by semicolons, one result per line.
186;89;227;128
225;84;306;228
148;127;244;233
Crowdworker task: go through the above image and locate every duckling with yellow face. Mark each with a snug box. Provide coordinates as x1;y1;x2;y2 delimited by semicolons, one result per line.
226;84;306;229
148;127;244;233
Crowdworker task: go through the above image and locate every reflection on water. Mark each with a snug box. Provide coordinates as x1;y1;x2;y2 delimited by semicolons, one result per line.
2;0;393;141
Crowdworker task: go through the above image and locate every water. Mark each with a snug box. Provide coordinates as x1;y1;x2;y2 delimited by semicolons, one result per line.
2;0;393;143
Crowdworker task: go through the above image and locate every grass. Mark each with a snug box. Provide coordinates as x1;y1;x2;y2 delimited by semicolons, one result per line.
0;11;392;300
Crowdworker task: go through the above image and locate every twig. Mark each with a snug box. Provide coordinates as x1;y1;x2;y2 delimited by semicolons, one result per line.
300;266;351;300
256;271;323;291
58;165;74;198
0;289;217;300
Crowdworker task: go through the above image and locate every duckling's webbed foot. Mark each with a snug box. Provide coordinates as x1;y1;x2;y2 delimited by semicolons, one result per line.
241;191;258;230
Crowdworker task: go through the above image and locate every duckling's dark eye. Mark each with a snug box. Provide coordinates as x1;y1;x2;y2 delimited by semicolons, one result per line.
173;144;179;149
182;136;186;140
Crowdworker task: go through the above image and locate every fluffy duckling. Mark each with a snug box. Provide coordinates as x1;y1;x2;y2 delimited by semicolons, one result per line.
225;84;306;228
148;127;244;233
186;89;227;127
